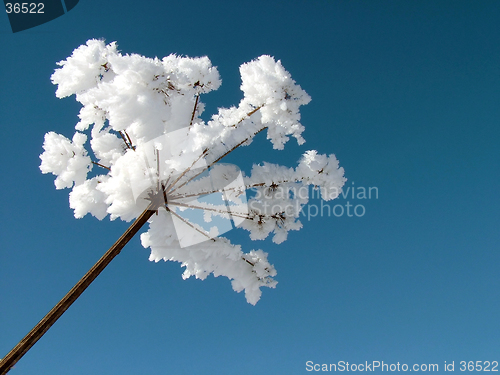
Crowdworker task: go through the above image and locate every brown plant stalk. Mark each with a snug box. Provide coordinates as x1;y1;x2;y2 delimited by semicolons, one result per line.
0;206;156;374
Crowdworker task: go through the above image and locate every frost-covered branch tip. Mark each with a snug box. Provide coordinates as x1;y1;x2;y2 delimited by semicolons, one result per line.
40;39;346;304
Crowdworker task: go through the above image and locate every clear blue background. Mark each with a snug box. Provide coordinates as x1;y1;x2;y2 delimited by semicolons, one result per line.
1;1;499;374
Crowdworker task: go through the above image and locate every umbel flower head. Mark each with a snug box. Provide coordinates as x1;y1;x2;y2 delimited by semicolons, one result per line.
40;39;346;304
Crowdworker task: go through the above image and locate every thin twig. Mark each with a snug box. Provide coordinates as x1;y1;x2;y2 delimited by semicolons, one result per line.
161;183;168;205
165;206;215;241
169;126;268;195
169;181;290;200
91;161;111;171
168;188;226;200
189;94;199;126
167;201;251;220
169;176;312;200
168;104;265;196
242;257;255;267
169;198;293;223
156;149;160;193
209;127;268;167
165;148;208;193
124;131;135;150
118;131;132;150
231;105;264;127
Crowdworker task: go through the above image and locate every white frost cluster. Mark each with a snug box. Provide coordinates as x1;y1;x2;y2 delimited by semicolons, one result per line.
40;39;346;304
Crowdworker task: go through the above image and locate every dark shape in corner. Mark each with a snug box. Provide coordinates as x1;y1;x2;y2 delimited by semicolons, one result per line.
64;0;79;12
5;0;80;33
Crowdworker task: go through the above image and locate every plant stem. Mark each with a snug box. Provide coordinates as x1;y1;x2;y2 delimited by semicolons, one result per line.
92;161;111;171
124;131;135;150
168;201;250;220
118;131;133;150
165;206;214;241
189;94;199;126
169;126;267;195
0;207;156;375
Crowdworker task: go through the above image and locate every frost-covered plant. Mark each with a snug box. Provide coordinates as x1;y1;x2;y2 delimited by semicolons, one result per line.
40;39;346;304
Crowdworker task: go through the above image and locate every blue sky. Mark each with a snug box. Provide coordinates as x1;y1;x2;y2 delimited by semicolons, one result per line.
1;1;499;374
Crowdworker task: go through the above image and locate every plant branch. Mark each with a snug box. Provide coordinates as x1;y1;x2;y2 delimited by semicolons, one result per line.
91;161;111;171
0;206;156;375
165;148;208;193
165;206;215;241
169;179;306;200
167;201;251;220
118;131;133;150
124;131;135;150
169;126;268;195
168;104;265;195
230;105;263;127
189;94;199;126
